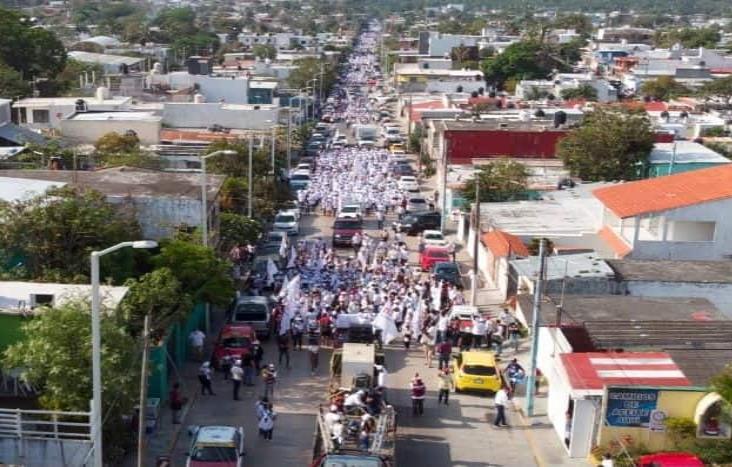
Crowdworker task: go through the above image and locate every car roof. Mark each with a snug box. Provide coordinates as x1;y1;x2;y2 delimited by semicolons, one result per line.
423;230;443;236
236;296;268;304
434;262;457;269
194;426;239;445
460;350;497;366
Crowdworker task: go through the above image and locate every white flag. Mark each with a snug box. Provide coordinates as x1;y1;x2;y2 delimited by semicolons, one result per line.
279;234;287;258
266;259;279;287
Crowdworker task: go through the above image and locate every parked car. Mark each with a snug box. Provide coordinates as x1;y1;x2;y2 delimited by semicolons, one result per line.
250;254;283;290
452;350;502;394
229;295;272;339
186;425;245;467
273;212;300;236
332;218;363;247
419;245;451;271
261;231;288;255
433;261;461;287
280;201;301;220
211;324;255;369
393;211;441;235
393;164;415;176
398;176;419;191
637;452;704;467
406;195;428;213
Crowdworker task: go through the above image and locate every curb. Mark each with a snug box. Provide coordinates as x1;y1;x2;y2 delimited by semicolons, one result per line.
164;389;201;457
515;406;547;467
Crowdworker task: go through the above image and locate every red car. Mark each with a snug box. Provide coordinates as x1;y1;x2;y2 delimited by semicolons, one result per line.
637;453;703;467
419;246;451;271
212;324;255;369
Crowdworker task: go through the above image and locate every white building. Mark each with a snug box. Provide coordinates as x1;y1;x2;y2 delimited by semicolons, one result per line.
12;90;132;131
594;164;732;260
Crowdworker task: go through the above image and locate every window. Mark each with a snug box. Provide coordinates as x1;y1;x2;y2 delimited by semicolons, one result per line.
32;109;50;123
668;221;716;242
31;294;54;308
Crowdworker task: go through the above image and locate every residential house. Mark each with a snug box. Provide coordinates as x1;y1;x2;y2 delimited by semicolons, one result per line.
479;229;530;294
393;64;484;94
645;141;730;178
594;165;732;260
0;169;226;242
68;51;146;74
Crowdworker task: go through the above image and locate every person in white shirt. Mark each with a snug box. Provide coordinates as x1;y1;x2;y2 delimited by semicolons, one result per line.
188;329;205;361
471;317;486;349
230;360;244;401
493;386;510;427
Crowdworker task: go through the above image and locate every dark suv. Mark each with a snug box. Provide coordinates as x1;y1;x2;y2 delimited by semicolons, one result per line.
393;211;441;235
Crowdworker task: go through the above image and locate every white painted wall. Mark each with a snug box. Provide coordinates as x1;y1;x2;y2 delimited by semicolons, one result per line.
106;195;215;240
162;103;278;130
60;118;161;144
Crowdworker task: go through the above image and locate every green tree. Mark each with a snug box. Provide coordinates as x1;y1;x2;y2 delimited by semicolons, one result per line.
560;84;598;101
54;59;104;95
152;239;234;307
481;41;556;90
219;212;262;250
552;13;593;36
0;9;67;78
0;62;31;98
460;159;529;202
252;44;277;60
655;27;721;48
95;131;140;153
0;187;142;282
641;76;690;101
120;267;191;339
4;299;138;462
557;108;655;181
288;57;336;93
698;75;732;107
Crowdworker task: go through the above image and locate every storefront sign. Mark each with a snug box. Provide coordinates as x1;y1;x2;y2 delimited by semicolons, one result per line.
605;387;659;427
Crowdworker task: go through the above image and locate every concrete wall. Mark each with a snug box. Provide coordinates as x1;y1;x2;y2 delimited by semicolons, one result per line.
0;438;92;467
161;103;279;130
60;118;161;144
428;35;479;57
620;280;732;318
107;195;216;240
194;76;249;104
630;198;732;260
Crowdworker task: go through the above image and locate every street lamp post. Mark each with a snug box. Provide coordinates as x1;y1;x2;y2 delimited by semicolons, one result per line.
200;150;236;247
90;240;158;467
248;137;253;218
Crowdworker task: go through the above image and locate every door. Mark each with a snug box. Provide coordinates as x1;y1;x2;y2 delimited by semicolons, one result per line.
569;398;598;458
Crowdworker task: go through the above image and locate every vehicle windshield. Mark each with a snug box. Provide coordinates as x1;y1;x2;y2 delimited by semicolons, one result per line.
424;233;443;240
275;214;295;223
222;336;252;348
322;454;384;467
291;174;310;181
266;233;283;243
463;365;496;376
334;220;362;230
234;303;267;322
410;198;426;204
341;206;359;213
190;445;237;462
401;215;417;223
428;250;450;259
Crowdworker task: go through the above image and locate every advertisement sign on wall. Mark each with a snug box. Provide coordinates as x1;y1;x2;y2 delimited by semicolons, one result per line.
605;387;659;427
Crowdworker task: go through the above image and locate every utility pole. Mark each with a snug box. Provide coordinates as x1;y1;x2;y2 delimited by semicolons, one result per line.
287;110;292;173
271;126;276;177
525;239;547;417
248;137;253;218
471;178;480;306
407;94;413;152
136;315;151;467
440;138;449;232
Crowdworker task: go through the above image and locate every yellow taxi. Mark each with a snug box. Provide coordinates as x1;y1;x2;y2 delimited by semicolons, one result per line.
452;350;502;394
389;143;406;153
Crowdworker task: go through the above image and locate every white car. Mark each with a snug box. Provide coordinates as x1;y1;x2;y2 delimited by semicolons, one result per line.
421;230;448;247
337;204;363;219
358;139;376;148
399;176;419;191
273;212;300;236
406;196;428;213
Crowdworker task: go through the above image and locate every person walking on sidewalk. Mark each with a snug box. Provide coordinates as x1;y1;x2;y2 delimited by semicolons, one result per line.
198;361;215;395
277;333;291;369
188;329;205;361
436;339;452;370
307;333;320;376
253;340;264;371
231;360;244;401
169;383;186;424
437;368;454;405
410;373;426;416
262;363;277;401
493;385;510;428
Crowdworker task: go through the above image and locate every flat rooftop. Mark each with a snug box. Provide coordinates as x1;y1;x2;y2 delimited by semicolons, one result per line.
441;120;568;132
650;141;730;164
68;111;160;121
607;259;732;284
0;168;225;200
511;253;615;281
0;281;128;313
517;294;724;326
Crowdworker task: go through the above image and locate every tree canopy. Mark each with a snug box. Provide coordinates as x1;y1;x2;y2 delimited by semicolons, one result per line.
288;57;336;92
460;160;529;203
655;27;721;48
0;187;142;283
640;77;690;101
560;84;598;101
698;75;732;107
0;9;67;79
557;108;655;181
481;40;577;90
